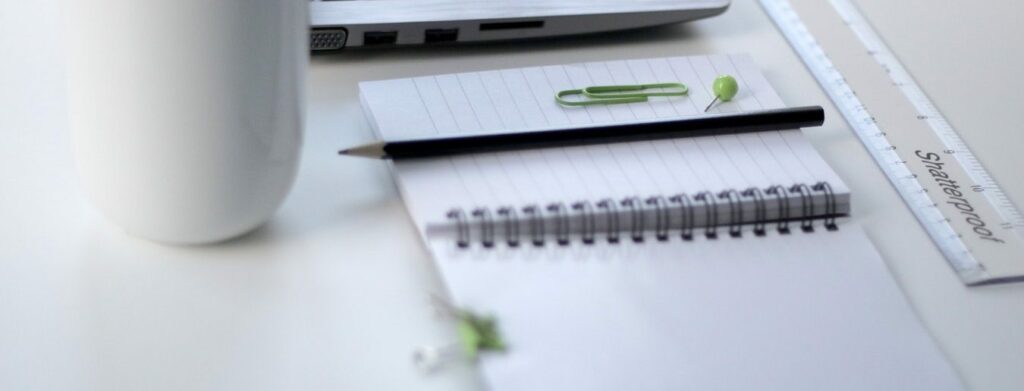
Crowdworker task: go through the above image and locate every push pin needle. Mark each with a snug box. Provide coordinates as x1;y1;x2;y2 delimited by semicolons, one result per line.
704;75;739;112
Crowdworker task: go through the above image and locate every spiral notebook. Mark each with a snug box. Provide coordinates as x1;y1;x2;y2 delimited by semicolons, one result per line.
359;54;962;390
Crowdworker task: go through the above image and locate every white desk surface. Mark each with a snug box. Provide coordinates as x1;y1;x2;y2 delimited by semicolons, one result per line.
2;1;1023;390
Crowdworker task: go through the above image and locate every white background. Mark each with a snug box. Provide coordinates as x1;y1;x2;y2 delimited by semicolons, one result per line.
2;0;1022;390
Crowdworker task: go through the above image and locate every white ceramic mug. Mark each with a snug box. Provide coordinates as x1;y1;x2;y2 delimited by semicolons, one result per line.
66;1;307;244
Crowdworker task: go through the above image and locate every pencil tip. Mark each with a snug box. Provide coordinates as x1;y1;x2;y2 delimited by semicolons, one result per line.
338;142;387;159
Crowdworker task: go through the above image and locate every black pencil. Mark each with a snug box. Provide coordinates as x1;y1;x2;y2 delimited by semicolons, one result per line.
339;106;825;159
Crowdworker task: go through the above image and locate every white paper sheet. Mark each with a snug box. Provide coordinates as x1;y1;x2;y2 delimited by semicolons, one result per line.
360;54;849;231
358;54;963;390
428;226;963;391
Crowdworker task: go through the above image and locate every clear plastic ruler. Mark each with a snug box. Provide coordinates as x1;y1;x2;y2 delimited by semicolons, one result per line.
761;0;1024;285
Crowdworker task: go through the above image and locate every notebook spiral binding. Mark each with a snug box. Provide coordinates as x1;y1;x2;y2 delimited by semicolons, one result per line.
446;181;840;248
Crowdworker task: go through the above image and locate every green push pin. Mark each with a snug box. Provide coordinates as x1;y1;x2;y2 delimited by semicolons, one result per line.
413;297;508;373
456;310;507;360
704;75;739;112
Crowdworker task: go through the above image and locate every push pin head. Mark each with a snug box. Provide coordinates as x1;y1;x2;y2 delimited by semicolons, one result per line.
414;296;508;374
704;75;739;112
457;311;507;360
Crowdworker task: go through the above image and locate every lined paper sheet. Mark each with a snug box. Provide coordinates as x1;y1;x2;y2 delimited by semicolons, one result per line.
359;55;963;391
360;54;848;230
427;226;963;391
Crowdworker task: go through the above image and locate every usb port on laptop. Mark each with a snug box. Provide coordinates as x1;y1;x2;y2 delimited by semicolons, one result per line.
424;28;459;44
363;31;397;46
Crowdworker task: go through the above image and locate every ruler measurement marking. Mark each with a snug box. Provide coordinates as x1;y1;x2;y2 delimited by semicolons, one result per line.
835;0;1024;228
762;0;1024;284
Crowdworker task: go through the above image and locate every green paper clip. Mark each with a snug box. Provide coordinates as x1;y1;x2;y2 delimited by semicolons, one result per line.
556;82;689;107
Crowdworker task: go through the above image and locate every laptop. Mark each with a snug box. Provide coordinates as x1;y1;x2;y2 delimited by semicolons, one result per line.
309;0;731;51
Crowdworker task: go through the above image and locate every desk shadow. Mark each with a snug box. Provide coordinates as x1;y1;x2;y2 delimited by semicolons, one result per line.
76;195;404;262
222;195;408;251
71;195;426;389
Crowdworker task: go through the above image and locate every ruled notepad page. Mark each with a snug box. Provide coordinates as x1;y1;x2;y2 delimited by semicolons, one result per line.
359;54;848;231
424;225;963;391
358;55;963;391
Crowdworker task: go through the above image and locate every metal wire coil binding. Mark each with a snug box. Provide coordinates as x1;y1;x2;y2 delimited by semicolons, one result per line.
789;183;815;232
743;187;768;236
813;182;839;230
443;182;838;248
646;196;671;241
